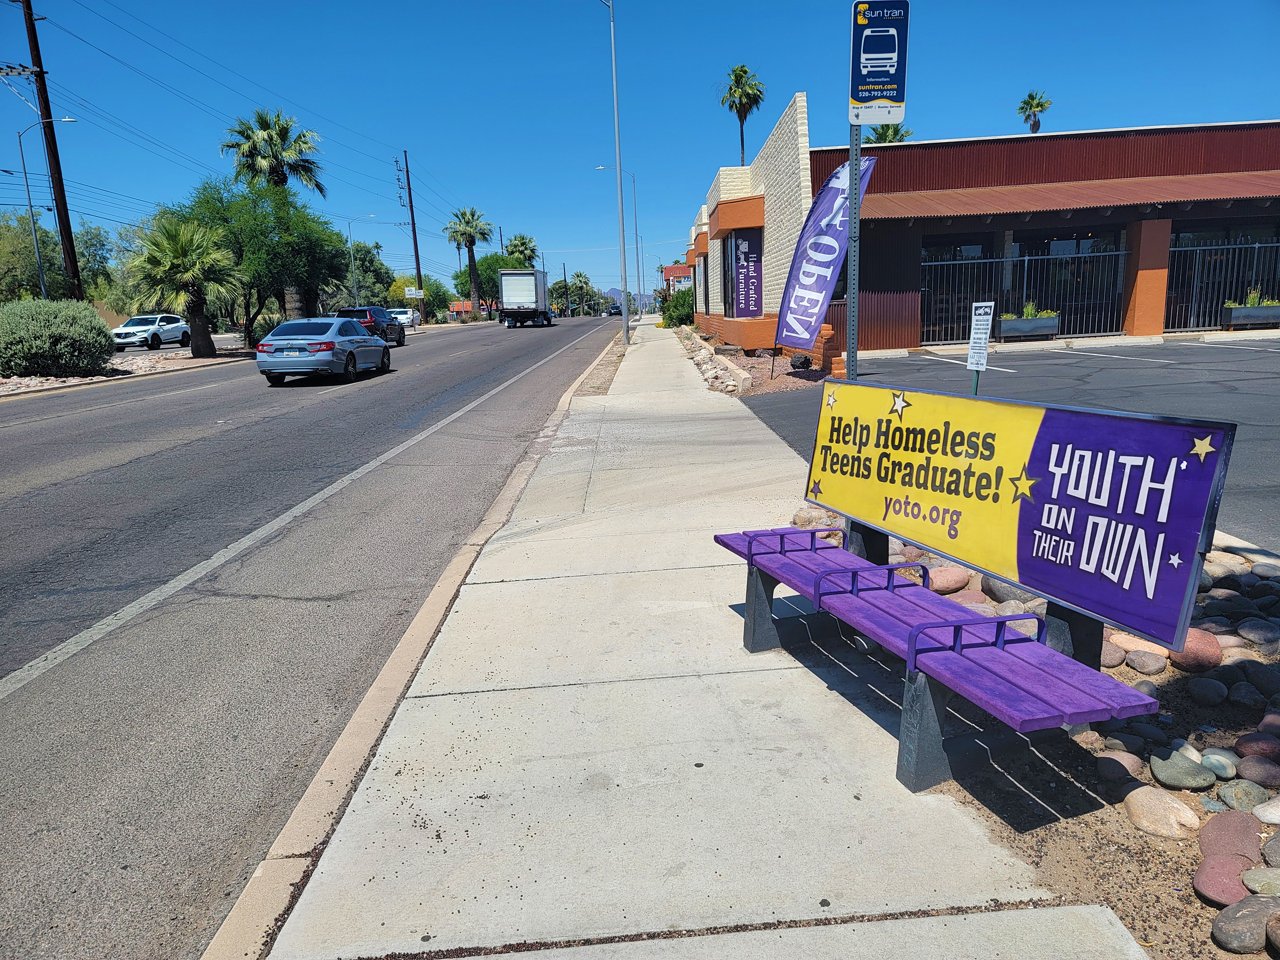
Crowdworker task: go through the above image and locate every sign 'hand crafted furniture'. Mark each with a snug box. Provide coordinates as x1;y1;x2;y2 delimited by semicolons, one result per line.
716;382;1235;791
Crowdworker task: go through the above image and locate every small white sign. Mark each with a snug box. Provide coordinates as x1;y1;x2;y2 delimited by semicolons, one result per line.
405;287;423;299
967;301;994;372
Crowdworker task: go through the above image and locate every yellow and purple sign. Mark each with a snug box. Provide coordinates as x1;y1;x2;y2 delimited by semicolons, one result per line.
806;382;1236;650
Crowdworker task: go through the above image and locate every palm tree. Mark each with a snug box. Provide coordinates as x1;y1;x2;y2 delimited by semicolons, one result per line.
1017;91;1053;134
128;218;242;358
721;65;766;166
505;233;538;267
221;109;326;196
569;271;592;316
443;208;493;314
863;123;913;144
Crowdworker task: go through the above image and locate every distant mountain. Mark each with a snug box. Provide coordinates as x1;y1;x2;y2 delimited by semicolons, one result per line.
604;287;653;311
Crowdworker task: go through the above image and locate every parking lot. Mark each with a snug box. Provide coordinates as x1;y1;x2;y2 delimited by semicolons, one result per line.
743;337;1280;549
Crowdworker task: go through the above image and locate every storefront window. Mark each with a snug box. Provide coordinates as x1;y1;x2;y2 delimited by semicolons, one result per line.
1172;220;1280;247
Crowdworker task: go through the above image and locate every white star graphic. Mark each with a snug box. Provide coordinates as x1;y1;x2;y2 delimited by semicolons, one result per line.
1180;461;1187;471
826;391;837;408
1168;553;1183;569
889;391;911;420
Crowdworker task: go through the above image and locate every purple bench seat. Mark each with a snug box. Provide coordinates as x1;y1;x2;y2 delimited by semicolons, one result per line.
714;526;1158;789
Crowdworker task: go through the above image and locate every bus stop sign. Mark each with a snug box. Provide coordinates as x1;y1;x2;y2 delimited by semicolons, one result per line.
850;1;909;125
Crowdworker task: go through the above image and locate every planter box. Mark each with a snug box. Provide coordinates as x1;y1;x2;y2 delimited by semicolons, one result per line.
997;313;1059;340
1224;305;1280;330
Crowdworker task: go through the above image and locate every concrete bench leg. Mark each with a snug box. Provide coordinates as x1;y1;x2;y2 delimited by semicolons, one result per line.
743;565;782;653
896;670;954;792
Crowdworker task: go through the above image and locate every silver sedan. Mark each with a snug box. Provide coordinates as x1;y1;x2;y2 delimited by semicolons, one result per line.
255;318;391;387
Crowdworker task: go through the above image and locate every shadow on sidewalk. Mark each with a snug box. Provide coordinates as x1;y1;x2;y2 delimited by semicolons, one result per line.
730;593;1110;833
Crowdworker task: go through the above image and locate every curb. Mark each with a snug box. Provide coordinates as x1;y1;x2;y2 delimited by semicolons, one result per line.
716;353;753;392
0;356;249;404
199;332;622;960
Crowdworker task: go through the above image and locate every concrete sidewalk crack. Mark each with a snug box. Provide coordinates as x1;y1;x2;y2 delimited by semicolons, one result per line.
406;664;805;699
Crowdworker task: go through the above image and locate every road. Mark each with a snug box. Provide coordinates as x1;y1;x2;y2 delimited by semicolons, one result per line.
743;338;1280;549
0;316;618;960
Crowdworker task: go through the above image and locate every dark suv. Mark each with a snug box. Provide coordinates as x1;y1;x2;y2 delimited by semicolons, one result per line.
336;306;405;346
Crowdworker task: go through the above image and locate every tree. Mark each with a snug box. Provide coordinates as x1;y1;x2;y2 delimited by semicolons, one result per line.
443;208;493;314
0;212;67;301
1017;91;1052;134
863;123;913;144
221;109;326;196
127;217;242;357
548;278;571;315
569;271;592;316
452;252;526;317
505;233;538;267
721;65;766;166
347;241;394;304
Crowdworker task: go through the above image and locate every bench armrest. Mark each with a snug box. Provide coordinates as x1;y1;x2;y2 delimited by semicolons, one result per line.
745;528;842;564
906;614;1047;673
813;563;932;603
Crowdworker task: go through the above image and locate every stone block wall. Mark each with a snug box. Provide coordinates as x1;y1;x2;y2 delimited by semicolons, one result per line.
749;92;811;315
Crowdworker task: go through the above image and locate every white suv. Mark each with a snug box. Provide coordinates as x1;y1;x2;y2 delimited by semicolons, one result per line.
388;308;420;330
112;314;191;351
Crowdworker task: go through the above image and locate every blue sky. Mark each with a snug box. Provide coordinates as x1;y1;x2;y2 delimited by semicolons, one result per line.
2;0;1278;295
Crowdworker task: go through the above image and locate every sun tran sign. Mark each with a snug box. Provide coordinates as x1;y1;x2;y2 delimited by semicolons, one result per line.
850;0;909;124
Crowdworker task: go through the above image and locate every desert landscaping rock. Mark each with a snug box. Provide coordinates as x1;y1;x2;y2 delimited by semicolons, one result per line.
1130;721;1169;744
1171;627;1225;672
1244;868;1280;896
1133;679;1159;699
1241;619;1280;646
1204;753;1239;780
1197;616;1236;634
979;575;1038;606
927;566;969;595
992;599;1026;617
1220;779;1272;812
1104;733;1147;754
1230;682;1268;710
1253;796;1280;826
1208;550;1255;573
1196;855;1256;906
1189;677;1230;706
1126;650;1167;675
1200;811;1264;862
1109;632;1171;657
1123;785;1200;839
1243;661;1280;698
1252;561;1280;579
1265;834;1280;867
1259;712;1280;737
1213;895;1280;953
947;589;991;607
1097;750;1145;781
1225;648;1266;665
1236;733;1280;762
1099;640;1125;668
1239;756;1280;789
1151;750;1217;790
1175;739;1204;763
1219;633;1251;649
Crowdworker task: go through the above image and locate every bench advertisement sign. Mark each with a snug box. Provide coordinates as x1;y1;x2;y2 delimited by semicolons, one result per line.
806;382;1235;650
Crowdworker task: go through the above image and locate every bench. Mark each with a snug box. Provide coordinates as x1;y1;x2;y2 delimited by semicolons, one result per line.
714;526;1158;791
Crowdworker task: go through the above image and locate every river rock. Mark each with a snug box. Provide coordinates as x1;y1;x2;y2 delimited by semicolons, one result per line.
993;599;1025;617
1123;785;1199;839
1204;753;1238;780
1151;750;1216;790
1249;580;1280;600
980;574;1038;606
1264;833;1280;867
1200;811;1264;862
1241;619;1280;646
1196;616;1235;634
1130;722;1168;744
1237;733;1280;762
928;566;969;595
1097;750;1144;782
1204;797;1230;813
1219;633;1251;650
949;589;992;607
1100;640;1125;668
1133;679;1159;699
1221;779;1271;812
1214;896;1280;952
1205;597;1261;621
1253;561;1280;580
1239;756;1280;789
1244;868;1280;895
1252;796;1280;825
1209;550;1255;574
1225;648;1266;666
1196;855;1255;906
1190;677;1230;707
1259;712;1280;737
1210;664;1248;687
1171;628;1224;673
960;602;997;616
1231;683;1268;710
1127;650;1167;676
1175;739;1204;763
1110;632;1171;657
1103;733;1146;754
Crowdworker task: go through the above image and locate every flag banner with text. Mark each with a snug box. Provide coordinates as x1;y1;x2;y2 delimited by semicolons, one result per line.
805;381;1235;650
774;157;876;351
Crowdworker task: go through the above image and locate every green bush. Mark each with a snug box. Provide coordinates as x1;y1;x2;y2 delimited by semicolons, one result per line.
660;287;695;328
0;299;115;377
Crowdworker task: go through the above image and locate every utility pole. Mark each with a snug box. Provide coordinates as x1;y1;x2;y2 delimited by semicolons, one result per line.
499;226;504;254
402;150;425;306
18;0;82;300
563;263;569;316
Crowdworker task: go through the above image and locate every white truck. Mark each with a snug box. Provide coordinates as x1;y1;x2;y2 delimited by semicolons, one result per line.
498;269;552;328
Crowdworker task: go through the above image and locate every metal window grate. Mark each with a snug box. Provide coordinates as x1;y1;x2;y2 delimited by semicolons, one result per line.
1166;242;1280;331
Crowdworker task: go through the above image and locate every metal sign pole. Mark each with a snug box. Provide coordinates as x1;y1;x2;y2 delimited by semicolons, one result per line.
847;128;861;383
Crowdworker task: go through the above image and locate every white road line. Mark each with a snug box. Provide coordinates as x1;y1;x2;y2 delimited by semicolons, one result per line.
919;354;1017;374
1175;342;1280;353
0;321;612;703
1049;348;1176;364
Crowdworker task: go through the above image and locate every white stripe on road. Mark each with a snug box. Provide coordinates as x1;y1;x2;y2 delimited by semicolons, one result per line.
0;321;612;703
1049;348;1175;364
919;354;1017;374
1175;342;1280;353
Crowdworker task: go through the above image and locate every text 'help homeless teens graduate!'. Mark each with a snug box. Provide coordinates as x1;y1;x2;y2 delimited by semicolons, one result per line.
806;382;1235;650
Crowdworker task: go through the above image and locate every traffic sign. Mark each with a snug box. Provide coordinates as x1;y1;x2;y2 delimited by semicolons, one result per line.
850;0;909;125
405;287;423;299
967;302;993;372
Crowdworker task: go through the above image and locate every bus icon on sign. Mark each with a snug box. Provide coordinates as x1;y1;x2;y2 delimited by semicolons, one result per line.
860;27;899;75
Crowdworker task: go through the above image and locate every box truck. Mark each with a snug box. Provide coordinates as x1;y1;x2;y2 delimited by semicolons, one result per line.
498;269;551;328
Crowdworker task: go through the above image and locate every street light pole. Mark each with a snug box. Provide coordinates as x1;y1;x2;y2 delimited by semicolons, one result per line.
17;116;74;300
595;163;643;318
600;0;630;345
342;214;374;305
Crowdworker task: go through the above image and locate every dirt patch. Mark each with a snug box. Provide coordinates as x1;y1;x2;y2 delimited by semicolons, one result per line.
0;350;252;397
736;352;828;396
574;333;625;397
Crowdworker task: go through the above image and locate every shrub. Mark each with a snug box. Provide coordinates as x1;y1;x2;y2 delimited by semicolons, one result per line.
0;299;115;377
660;287;694;328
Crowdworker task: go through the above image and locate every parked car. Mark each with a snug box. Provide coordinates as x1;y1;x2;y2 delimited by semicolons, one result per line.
607;304;623;316
334;306;405;346
388;308;420;330
254;318;390;386
112;314;190;351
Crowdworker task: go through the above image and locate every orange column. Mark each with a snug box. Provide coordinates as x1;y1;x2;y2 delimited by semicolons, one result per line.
1122;219;1172;337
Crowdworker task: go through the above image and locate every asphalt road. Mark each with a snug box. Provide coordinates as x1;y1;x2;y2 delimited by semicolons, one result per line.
0;315;618;960
743;338;1280;550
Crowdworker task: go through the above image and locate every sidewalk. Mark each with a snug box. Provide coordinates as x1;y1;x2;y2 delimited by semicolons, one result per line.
268;325;1147;959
